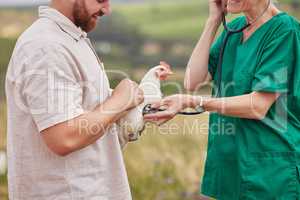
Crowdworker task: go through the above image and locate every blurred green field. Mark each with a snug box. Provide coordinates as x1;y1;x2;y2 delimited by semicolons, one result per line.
1;1;298;40
0;1;207;40
124;114;209;199
116;0;300;41
116;0;208;41
0;102;7;199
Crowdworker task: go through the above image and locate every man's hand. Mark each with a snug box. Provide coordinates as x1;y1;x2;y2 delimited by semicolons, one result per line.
111;79;144;112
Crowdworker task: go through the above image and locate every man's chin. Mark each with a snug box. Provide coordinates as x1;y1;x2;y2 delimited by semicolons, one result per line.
82;21;98;33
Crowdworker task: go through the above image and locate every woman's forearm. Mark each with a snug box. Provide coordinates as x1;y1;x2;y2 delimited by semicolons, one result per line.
184;19;221;91
189;92;279;120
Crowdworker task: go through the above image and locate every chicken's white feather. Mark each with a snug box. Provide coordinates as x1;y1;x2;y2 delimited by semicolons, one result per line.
117;66;165;148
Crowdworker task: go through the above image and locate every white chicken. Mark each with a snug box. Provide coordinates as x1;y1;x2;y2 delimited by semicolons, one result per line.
117;62;173;148
0;150;7;175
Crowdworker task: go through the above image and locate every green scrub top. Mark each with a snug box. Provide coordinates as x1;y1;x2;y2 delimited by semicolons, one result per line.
202;13;300;199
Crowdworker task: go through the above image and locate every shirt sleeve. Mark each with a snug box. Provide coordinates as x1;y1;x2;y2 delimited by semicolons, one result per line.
208;31;226;80
21;43;84;132
251;30;297;93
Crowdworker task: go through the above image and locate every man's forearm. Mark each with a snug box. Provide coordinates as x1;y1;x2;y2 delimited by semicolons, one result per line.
42;95;127;156
71;96;127;147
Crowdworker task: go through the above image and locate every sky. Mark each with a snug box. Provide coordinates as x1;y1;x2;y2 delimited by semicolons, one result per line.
0;0;49;6
0;0;138;6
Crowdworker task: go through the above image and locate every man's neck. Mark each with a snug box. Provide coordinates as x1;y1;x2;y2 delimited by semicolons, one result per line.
50;1;75;23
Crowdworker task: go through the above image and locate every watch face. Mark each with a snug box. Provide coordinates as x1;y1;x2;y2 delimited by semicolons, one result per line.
195;105;205;113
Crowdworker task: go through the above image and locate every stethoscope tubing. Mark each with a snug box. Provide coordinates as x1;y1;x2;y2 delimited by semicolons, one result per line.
215;14;251;97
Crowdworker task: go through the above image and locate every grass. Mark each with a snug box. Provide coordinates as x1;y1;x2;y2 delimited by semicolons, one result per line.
125;114;209;199
0;102;7;199
0;102;6;150
0;172;8;200
0;8;37;38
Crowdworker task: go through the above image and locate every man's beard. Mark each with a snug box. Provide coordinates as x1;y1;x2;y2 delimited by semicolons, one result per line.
73;0;99;32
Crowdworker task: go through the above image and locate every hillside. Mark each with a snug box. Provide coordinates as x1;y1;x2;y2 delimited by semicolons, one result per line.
0;0;207;40
116;0;207;40
0;0;299;40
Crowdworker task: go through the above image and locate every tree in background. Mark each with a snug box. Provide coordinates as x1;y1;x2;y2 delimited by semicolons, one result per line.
89;13;145;67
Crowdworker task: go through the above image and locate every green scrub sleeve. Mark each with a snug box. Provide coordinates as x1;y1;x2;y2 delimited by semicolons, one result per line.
251;30;297;93
208;31;226;79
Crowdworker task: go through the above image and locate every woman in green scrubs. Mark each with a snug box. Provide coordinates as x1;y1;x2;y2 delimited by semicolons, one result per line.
144;0;300;199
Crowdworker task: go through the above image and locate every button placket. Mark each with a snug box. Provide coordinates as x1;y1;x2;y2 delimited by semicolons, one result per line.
84;38;105;71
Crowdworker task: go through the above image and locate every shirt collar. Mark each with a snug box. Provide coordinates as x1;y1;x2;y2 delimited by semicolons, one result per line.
39;6;87;41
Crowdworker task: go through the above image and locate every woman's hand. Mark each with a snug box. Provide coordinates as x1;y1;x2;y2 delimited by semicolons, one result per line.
208;0;226;24
144;95;195;125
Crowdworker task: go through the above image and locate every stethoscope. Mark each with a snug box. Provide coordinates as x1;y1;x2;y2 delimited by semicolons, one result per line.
143;0;271;116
